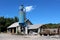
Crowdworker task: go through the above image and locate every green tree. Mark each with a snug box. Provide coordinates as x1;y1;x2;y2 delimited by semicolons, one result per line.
0;16;19;32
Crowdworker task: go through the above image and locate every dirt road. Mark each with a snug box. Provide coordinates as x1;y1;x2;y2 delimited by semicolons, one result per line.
0;33;60;40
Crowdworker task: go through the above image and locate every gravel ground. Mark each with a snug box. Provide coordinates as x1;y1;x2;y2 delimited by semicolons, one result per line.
0;33;60;40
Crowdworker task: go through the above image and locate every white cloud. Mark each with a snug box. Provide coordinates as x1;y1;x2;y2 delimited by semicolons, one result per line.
25;6;34;12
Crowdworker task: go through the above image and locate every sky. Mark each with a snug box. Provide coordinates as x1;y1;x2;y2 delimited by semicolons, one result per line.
0;0;60;24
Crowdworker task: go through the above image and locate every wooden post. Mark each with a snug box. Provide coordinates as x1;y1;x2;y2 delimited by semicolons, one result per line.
16;27;17;34
25;27;28;34
38;28;40;34
12;29;14;34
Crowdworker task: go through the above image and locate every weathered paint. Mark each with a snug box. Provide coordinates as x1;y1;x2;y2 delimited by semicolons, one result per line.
19;11;25;23
19;5;25;23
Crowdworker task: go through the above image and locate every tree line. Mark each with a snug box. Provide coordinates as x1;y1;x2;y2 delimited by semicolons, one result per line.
0;16;19;32
41;23;60;29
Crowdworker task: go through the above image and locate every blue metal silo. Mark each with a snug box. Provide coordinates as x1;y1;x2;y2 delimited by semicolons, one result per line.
18;5;28;34
19;5;25;24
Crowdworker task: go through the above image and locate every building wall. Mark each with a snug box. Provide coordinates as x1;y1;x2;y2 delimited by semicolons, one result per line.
41;28;58;34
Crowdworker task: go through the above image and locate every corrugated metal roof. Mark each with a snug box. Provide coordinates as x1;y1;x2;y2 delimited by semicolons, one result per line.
7;22;19;28
7;22;43;29
28;24;43;29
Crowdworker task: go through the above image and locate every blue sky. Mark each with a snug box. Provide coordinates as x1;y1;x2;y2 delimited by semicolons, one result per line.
0;0;60;24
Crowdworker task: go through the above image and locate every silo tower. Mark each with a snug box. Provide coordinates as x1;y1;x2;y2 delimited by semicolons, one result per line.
19;5;27;34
